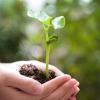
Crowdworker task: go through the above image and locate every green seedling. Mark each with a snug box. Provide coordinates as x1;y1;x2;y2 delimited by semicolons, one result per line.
27;10;65;78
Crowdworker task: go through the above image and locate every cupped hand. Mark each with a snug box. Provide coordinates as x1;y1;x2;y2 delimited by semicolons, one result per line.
0;60;80;100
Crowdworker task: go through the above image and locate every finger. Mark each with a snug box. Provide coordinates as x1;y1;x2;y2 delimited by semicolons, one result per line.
70;82;80;98
72;86;80;96
39;75;71;99
63;85;80;100
0;86;21;100
46;79;78;100
5;72;44;95
0;86;34;100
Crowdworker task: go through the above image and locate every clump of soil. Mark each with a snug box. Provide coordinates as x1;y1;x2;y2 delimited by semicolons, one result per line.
19;64;56;84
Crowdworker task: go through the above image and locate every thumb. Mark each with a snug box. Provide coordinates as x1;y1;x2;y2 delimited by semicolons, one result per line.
5;72;44;95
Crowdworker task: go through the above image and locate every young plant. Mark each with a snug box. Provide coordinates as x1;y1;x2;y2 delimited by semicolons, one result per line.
27;10;65;78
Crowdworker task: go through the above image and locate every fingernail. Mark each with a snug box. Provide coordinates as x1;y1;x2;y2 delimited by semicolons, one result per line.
62;75;71;82
65;74;71;80
77;87;80;92
73;86;80;95
75;87;80;95
76;82;80;86
71;79;78;85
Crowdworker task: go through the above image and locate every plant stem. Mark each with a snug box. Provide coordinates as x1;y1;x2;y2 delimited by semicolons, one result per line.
44;26;51;78
45;43;51;78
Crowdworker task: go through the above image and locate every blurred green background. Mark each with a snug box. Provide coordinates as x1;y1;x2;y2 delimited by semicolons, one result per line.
0;0;100;99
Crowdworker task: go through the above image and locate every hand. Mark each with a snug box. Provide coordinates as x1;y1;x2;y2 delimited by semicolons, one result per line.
0;60;80;100
13;60;80;100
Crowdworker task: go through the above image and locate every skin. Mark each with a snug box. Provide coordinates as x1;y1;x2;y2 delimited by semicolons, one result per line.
0;60;80;100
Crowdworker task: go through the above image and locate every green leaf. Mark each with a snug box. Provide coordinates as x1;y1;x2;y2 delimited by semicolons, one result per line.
52;16;65;29
27;9;52;26
46;35;58;44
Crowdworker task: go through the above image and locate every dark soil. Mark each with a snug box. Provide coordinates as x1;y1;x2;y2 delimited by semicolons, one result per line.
19;64;56;84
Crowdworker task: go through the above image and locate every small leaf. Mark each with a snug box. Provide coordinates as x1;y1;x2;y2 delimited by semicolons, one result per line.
27;9;52;26
47;35;58;44
52;16;65;29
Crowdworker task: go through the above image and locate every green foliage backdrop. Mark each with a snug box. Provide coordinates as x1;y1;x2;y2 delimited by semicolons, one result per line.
0;0;100;99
